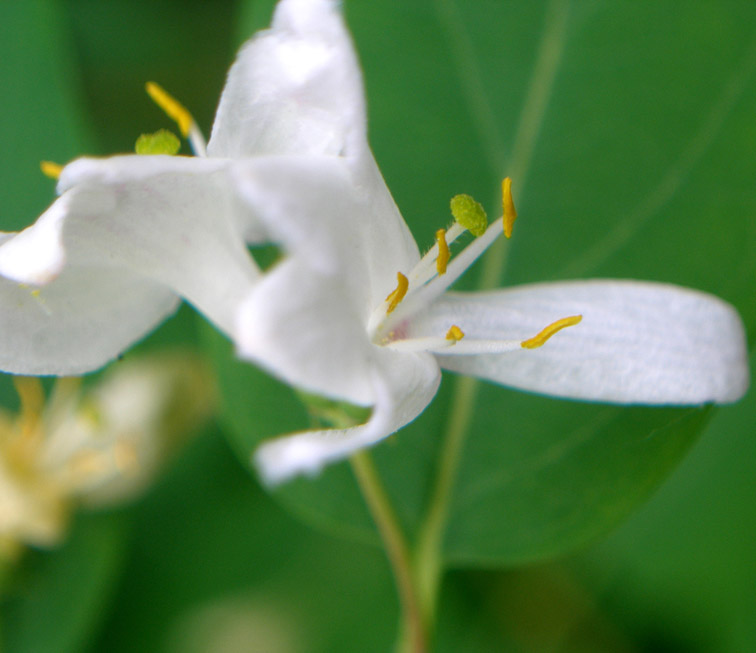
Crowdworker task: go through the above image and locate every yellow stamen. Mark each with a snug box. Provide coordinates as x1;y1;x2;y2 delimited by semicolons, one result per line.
502;177;517;238
385;272;409;314
145;81;193;138
40;161;63;180
521;315;582;349
445;325;465;341
435;228;450;275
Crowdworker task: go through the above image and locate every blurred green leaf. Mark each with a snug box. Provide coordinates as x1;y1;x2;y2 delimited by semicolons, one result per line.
0;0;91;230
212;1;756;564
87;430;402;653
0;3;127;652
2;511;130;653
576;352;756;653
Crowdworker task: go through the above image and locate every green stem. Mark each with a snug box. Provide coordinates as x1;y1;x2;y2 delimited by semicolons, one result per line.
412;0;570;632
413;375;479;628
350;451;427;653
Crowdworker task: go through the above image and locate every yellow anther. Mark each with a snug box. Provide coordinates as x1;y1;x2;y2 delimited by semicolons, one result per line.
435;228;450;275
145;81;193;138
521;315;582;349
135;129;181;155
385;272;409;314
450;194;487;237
445;325;465;341
502;177;517;238
40;161;63;180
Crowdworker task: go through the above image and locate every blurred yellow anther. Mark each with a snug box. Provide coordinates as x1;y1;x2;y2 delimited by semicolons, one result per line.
385;272;409;314
114;441;140;475
145;81;193;138
435;228;450;275
445;325;465;341
13;376;45;437
521;315;582;349
502;177;517;238
40;161;63;180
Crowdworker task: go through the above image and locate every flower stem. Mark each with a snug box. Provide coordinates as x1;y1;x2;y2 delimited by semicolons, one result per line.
350;451;428;653
413;375;479;629
412;0;570;631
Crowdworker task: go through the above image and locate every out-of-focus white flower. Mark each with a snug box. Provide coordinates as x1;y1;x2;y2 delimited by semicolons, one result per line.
0;352;213;556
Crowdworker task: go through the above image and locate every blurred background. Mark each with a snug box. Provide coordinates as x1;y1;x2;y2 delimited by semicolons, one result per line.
1;1;754;651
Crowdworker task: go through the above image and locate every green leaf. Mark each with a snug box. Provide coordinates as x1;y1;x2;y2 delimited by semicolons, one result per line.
214;1;756;564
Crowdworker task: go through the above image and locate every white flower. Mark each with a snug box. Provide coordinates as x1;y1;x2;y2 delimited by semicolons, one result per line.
224;1;750;485
0;0;748;489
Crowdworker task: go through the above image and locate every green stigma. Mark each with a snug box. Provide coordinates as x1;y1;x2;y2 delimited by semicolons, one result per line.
135;129;181;155
450;194;487;237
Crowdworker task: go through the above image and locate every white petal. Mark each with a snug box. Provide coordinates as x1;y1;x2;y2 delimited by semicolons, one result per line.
236;257;376;406
0;266;178;375
415;280;749;405
5;155;261;336
0;199;68;284
207;0;366;160
233;155;419;311
253;347;440;486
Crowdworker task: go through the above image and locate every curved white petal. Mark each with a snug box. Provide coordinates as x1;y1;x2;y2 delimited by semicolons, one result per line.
208;0;366;160
1;155;261;336
234;155;419;310
236;257;376;406
414;280;749;405
0;266;179;375
253;346;440;486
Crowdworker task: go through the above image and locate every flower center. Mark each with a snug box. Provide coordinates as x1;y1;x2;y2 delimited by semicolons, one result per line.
368;179;581;355
367;185;506;344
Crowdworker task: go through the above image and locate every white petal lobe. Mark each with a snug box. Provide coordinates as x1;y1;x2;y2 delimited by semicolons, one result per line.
416;280;749;405
208;0;366;160
254;347;440;486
